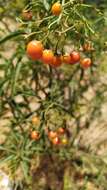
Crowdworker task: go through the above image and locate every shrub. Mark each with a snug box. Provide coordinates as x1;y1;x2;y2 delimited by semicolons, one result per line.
0;0;107;189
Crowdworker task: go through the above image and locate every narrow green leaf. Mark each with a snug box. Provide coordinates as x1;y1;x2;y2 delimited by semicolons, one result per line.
43;0;50;11
0;155;14;165
21;161;30;182
11;58;22;96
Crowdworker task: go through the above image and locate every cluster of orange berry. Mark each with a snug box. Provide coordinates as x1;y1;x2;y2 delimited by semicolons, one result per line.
48;128;68;145
27;40;92;69
30;116;68;146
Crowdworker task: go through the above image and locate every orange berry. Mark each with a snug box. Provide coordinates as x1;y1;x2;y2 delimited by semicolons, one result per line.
31;131;40;140
42;49;54;64
80;58;92;69
52;137;60;145
48;131;58;140
62;54;73;64
32;116;40;125
51;2;62;16
58;127;65;134
51;56;62;67
70;51;80;63
27;40;43;60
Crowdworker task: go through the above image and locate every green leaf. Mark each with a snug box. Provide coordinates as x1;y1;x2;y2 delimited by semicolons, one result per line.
43;0;50;11
0;30;25;44
0;146;15;154
0;155;14;165
11;58;22;96
21;161;30;182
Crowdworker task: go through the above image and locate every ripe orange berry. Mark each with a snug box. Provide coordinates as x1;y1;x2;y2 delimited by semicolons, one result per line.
48;131;58;140
27;40;43;60
58;127;65;135
31;131;40;140
62;54;73;64
70;51;80;63
52;137;60;145
51;56;62;67
32;116;40;125
61;137;68;145
42;49;54;64
51;2;62;16
80;58;92;69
